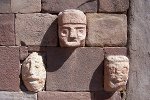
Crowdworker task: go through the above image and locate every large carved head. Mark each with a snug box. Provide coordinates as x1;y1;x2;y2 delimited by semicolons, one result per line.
58;9;86;47
22;52;46;92
104;55;129;91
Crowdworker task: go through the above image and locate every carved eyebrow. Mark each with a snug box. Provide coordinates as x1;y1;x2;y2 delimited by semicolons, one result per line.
75;27;85;29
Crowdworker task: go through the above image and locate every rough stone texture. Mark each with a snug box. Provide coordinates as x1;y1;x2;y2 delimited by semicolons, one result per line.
99;0;129;12
58;9;86;47
28;46;46;52
104;55;129;91
20;46;28;61
95;91;122;100
0;14;15;46
11;0;41;13
104;47;127;56
86;13;127;47
46;47;104;91
127;0;150;100
16;13;58;46
22;52;46;92
0;46;20;91
42;0;97;13
0;91;37;100
38;91;93;100
0;0;11;13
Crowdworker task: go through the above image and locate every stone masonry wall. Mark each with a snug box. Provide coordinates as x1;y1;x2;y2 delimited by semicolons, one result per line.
0;0;129;100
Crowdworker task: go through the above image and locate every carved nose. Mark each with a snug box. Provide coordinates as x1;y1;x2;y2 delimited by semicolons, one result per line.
29;61;35;75
70;29;77;38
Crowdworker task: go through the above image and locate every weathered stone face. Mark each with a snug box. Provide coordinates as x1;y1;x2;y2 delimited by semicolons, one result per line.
58;9;86;47
22;52;46;92
104;55;129;91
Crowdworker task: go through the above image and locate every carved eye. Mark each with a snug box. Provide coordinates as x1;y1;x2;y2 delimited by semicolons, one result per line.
61;29;68;36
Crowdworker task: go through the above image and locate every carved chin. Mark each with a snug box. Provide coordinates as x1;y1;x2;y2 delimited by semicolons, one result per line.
24;79;45;92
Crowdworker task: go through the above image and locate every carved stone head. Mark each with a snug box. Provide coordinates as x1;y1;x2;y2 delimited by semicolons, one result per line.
22;52;46;92
58;9;86;47
104;55;129;91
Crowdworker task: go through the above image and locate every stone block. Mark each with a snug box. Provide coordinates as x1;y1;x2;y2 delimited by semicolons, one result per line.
104;47;127;56
46;47;104;91
95;91;122;100
0;46;20;91
0;14;15;46
38;91;93;100
28;46;46;52
11;0;41;13
86;13;127;47
0;91;37;100
20;46;28;61
42;0;97;13
99;0;129;12
0;0;11;13
15;13;58;46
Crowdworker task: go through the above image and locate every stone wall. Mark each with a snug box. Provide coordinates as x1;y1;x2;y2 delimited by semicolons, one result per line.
0;0;129;100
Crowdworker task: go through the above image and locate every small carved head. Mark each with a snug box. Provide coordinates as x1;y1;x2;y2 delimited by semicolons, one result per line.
22;52;46;92
58;9;86;47
104;55;129;91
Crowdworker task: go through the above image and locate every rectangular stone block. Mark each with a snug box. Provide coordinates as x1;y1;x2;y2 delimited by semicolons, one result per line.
28;46;47;52
104;47;127;56
0;0;11;13
0;46;20;91
99;0;129;12
38;91;93;100
86;13;127;47
0;14;15;46
42;0;97;13
16;13;58;46
95;91;122;100
0;91;37;100
46;47;104;91
11;0;41;13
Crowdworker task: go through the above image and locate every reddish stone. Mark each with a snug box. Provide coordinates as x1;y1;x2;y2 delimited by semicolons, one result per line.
46;47;104;91
99;0;129;12
42;0;97;13
104;47;127;56
0;0;11;13
38;91;93;100
0;14;15;46
86;13;127;47
95;91;122;100
19;46;28;61
0;46;20;91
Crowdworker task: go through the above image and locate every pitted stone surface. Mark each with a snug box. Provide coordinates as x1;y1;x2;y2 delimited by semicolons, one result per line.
104;55;129;91
46;47;104;91
22;52;46;92
86;13;127;47
58;9;86;47
0;0;11;13
0;47;20;91
16;13;58;46
38;91;93;100
0;91;37;100
104;47;127;56
11;0;41;13
99;0;129;12
42;0;97;13
0;14;15;46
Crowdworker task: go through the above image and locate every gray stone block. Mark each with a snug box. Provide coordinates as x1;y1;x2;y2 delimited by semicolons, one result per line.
0;91;37;100
15;13;58;46
99;0;129;12
46;47;104;91
38;91;93;100
42;0;97;13
0;0;11;13
11;0;41;13
86;13;127;47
